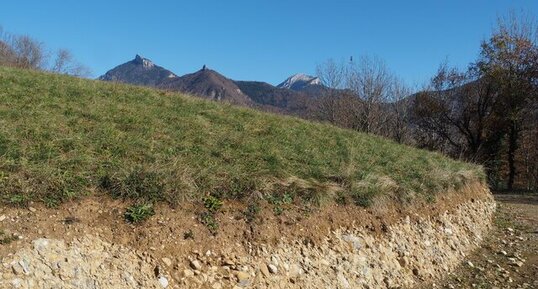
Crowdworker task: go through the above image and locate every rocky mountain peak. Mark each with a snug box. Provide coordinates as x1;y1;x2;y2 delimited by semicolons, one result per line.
133;54;154;68
277;73;321;91
98;55;175;86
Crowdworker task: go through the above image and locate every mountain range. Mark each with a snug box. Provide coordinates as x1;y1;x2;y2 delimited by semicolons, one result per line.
98;55;327;113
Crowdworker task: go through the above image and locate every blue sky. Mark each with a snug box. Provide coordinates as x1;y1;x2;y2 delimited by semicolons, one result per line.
1;0;537;86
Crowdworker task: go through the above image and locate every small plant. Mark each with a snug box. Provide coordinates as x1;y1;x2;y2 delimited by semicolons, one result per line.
203;195;223;213
244;202;260;223
199;212;219;235
335;191;348;205
266;191;294;216
352;190;374;208
43;196;60;208
124;203;155;223
183;229;194;240
8;194;27;207
425;193;436;204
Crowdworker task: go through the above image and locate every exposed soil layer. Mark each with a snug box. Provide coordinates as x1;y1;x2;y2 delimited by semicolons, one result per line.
0;183;495;288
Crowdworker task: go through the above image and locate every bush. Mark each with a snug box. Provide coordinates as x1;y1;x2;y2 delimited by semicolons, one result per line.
203;195;223;213
124;203;155;223
199;212;219;235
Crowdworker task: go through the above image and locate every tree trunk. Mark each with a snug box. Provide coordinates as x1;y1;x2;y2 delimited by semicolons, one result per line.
507;121;518;190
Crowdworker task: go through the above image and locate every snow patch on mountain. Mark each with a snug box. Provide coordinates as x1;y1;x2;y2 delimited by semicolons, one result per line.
277;73;321;90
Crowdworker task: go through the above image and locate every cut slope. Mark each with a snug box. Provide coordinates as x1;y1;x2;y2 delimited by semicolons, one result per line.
0;66;483;208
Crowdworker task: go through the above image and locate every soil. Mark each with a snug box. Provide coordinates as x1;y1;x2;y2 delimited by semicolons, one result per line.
0;184;484;261
426;193;538;289
0;183;494;288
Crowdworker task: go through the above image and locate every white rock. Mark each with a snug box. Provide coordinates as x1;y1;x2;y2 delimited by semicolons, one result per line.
158;276;169;288
337;273;350;288
190;260;202;270
267;264;278;274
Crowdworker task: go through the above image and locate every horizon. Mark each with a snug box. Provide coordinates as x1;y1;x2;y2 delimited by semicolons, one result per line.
1;0;537;86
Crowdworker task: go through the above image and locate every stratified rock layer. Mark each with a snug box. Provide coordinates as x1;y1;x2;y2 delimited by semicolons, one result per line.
0;186;495;289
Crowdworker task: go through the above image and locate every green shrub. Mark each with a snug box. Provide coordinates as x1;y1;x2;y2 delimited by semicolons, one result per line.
203;195;223;213
199;212;219;235
244;202;261;223
124;203;155;223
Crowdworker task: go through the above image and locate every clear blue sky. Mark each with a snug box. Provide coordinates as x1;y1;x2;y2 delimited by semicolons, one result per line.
1;0;537;86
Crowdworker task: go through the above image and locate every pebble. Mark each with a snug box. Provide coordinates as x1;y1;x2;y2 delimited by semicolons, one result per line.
183;269;194;277
158;276;169;288
190;260;202;270
260;264;270;278
235;271;251;287
267;264;278;274
161;257;173;267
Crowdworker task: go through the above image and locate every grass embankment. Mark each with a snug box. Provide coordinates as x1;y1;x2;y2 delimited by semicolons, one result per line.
0;66;484;213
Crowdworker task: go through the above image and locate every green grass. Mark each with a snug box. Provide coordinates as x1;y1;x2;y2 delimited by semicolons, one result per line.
0;66;484;210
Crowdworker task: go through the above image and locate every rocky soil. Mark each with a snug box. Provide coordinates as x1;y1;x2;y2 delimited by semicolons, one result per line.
0;185;497;289
1;237;166;289
427;193;538;289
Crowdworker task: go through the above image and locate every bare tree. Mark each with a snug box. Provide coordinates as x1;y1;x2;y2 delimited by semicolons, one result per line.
316;58;346;89
346;56;394;134
388;78;412;143
315;55;409;139
52;48;91;77
11;35;47;69
1;27;90;77
314;58;350;124
0;26;18;66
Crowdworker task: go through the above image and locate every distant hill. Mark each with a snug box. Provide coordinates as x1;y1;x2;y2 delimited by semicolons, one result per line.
234;80;313;114
98;57;331;112
159;66;252;106
98;55;177;86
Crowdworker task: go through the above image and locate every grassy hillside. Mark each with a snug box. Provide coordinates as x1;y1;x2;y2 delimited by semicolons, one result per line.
0;66;484;210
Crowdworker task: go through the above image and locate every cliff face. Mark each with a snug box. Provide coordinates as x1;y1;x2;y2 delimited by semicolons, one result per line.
0;183;495;289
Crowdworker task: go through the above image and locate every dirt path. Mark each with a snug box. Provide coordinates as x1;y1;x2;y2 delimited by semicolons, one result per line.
431;193;538;289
